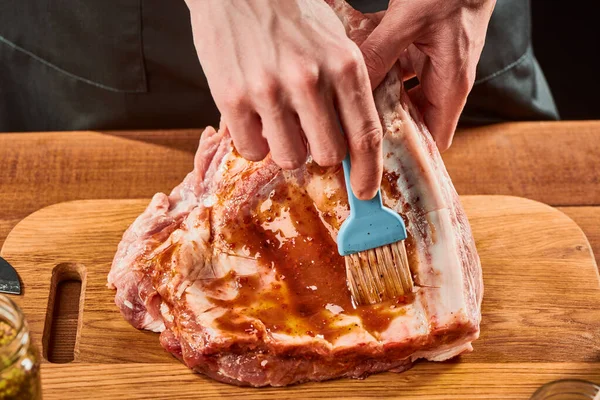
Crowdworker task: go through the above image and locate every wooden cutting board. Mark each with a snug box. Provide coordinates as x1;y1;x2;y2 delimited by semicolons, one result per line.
1;195;599;399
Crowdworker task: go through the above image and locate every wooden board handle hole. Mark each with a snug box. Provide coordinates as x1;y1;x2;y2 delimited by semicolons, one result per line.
42;263;87;363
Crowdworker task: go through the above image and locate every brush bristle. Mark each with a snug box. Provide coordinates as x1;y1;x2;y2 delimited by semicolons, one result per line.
344;241;414;306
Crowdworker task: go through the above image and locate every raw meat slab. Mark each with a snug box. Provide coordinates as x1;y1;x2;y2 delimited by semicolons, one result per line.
105;0;482;386
2;196;599;398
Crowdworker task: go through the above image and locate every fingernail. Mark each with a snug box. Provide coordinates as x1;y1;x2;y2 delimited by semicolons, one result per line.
354;187;377;201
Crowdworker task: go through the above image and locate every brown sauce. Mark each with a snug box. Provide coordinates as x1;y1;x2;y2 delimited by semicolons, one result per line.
380;170;422;278
381;171;401;199
157;243;178;266
207;182;414;343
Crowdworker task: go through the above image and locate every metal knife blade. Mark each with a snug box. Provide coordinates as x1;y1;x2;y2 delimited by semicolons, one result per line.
0;256;21;295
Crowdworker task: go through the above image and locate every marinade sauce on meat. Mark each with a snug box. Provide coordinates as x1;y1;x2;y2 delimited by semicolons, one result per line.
210;182;413;342
108;1;483;386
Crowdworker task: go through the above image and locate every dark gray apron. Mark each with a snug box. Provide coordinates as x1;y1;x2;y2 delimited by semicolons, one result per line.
0;0;558;132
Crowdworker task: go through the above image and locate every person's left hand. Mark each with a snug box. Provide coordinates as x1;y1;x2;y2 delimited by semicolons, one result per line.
360;0;496;151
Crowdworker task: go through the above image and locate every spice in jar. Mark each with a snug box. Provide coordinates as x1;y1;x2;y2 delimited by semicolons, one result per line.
0;295;42;399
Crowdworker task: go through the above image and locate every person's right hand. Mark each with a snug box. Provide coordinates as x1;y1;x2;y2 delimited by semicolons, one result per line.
185;0;383;200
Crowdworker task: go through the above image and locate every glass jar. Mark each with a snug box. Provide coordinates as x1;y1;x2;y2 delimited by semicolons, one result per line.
530;379;600;400
0;295;42;399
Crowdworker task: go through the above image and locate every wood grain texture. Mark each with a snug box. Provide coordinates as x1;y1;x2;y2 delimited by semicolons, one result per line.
1;122;599;253
39;363;600;400
46;280;80;363
559;207;600;267
445;121;600;205
43;264;85;363
0;130;200;247
1;195;599;398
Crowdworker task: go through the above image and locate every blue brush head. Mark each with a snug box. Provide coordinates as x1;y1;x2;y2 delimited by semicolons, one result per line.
337;155;407;256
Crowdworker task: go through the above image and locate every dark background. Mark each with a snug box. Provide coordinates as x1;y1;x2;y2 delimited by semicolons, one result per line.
531;1;600;120
353;0;600;121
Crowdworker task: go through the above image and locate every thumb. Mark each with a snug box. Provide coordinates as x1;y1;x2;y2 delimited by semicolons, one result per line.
359;10;418;89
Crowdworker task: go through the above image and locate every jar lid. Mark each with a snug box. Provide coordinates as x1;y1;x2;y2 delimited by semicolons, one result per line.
530;379;600;399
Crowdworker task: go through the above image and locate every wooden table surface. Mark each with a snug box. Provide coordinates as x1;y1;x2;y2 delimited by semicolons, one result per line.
1;121;599;397
2;121;599;264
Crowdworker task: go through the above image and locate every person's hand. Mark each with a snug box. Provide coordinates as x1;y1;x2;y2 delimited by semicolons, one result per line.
360;0;496;151
185;0;383;200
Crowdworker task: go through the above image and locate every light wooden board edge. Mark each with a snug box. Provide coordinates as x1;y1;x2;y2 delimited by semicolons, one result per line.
39;362;600;400
1;195;599;399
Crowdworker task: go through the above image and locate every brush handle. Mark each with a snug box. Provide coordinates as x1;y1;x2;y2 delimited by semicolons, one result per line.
342;153;385;218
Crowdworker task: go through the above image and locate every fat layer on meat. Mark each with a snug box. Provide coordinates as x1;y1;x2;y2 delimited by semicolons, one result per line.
108;0;483;387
